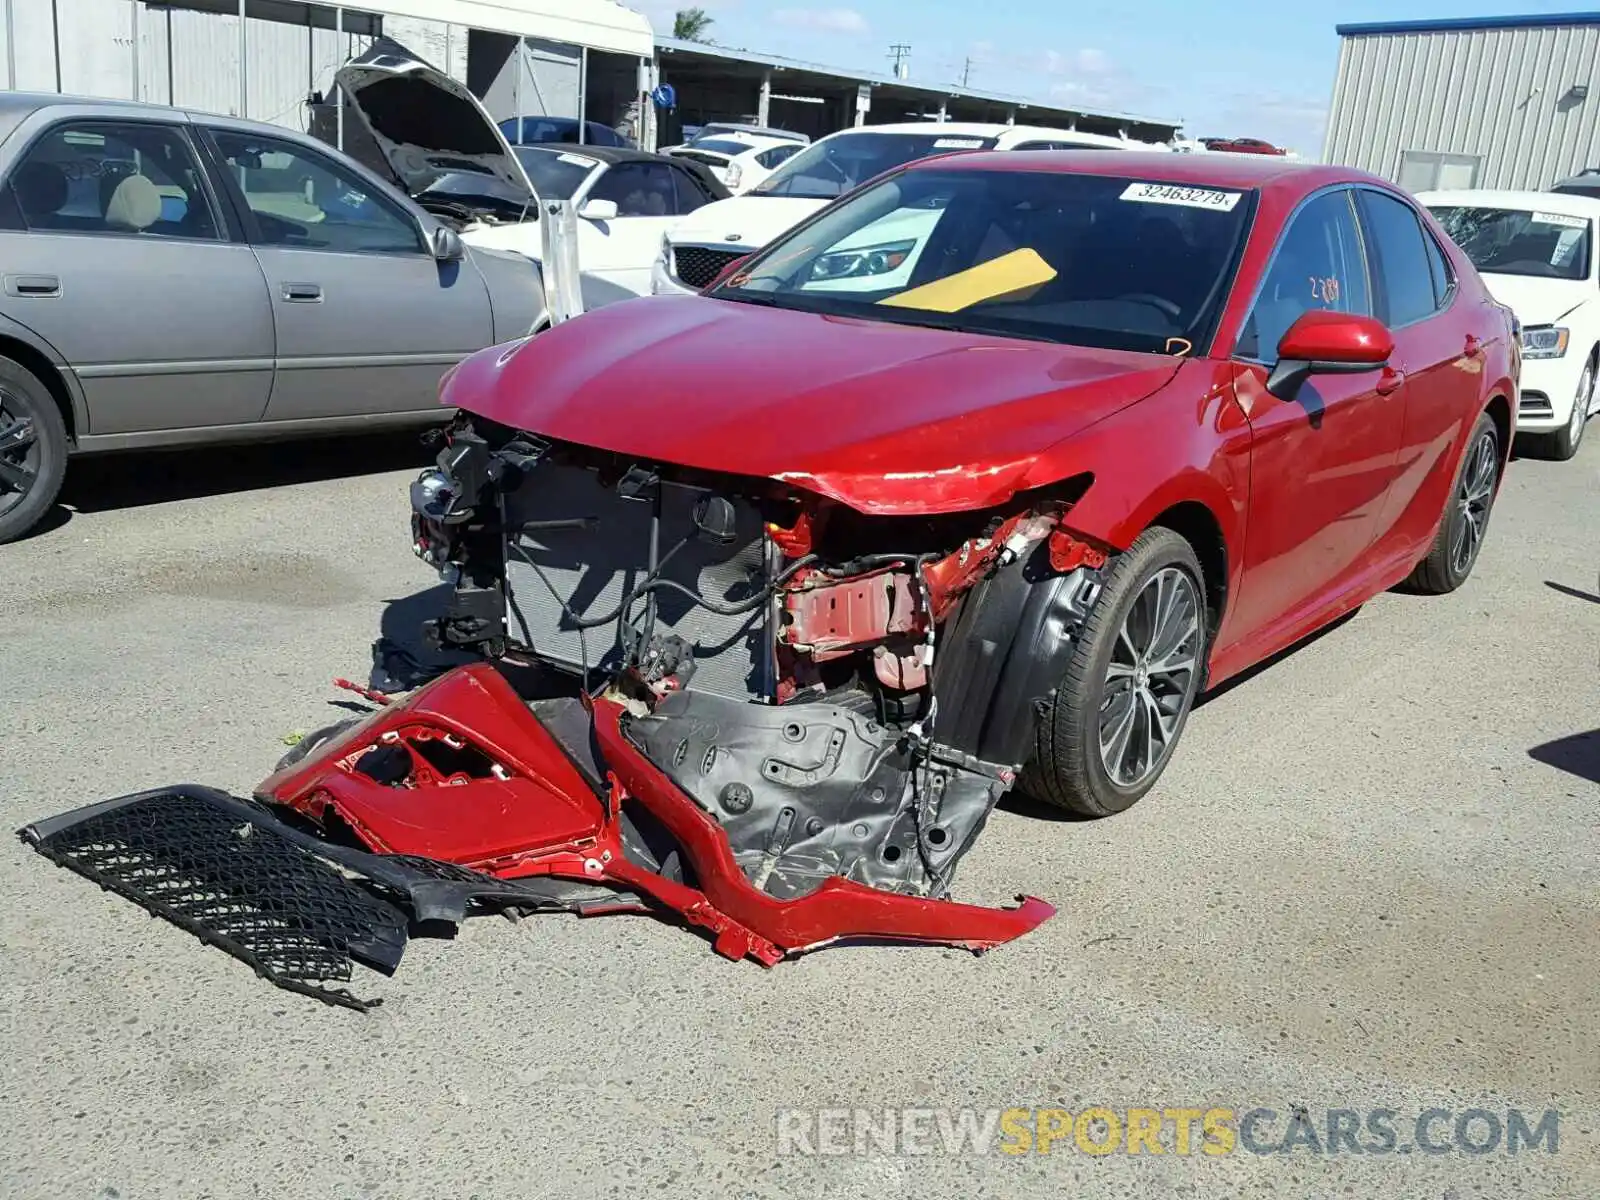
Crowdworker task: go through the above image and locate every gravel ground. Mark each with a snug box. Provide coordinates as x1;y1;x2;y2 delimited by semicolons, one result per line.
1;429;1596;1200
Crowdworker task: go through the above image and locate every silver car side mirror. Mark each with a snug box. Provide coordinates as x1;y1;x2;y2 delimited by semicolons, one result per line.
430;225;465;261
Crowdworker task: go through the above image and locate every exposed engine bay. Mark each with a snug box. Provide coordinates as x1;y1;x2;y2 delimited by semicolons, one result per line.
18;413;1115;1010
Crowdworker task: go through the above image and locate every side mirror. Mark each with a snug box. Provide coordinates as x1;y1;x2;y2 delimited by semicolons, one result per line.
706;253;752;291
1266;310;1394;397
429;225;464;262
578;198;618;221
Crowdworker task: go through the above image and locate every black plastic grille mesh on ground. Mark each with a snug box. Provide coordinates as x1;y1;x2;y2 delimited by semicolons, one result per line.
673;245;746;289
20;788;410;1011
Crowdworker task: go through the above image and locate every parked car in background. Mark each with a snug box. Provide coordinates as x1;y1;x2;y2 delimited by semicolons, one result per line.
663;132;804;193
652;122;1156;294
417;151;1516;821
1420;188;1599;459
1201;136;1287;155
661;122;809;154
337;43;729;310
1547;167;1600;200
0;90;545;545
498;116;633;149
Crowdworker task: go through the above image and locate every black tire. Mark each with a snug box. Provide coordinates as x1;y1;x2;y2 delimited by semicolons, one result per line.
0;356;68;545
1021;526;1208;818
1404;409;1501;595
1543;354;1593;462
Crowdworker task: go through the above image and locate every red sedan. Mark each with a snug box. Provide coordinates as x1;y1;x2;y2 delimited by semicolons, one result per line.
412;150;1517;826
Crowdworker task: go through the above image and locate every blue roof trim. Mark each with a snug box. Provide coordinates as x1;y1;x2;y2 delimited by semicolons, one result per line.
1337;12;1600;36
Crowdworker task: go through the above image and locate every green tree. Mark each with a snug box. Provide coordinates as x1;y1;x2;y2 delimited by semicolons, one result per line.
673;7;714;41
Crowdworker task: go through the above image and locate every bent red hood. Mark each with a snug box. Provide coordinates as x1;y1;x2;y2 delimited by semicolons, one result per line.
442;294;1182;514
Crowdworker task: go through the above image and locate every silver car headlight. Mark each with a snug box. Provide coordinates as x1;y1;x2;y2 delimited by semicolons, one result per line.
808;239;917;281
1522;325;1570;358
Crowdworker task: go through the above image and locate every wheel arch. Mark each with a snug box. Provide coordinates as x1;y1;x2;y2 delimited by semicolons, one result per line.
1147;499;1229;640
0;331;79;445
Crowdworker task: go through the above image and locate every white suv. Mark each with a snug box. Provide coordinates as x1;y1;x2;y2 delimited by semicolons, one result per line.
651;122;1160;296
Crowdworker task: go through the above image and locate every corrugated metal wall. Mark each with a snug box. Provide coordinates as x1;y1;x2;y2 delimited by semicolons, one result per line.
0;0;513;138
1324;23;1600;191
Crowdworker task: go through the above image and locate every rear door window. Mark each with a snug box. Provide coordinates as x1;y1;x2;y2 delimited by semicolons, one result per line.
4;120;219;240
589;162;678;216
1357;190;1443;327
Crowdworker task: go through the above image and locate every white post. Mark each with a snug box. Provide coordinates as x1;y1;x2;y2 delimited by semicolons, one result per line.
936;98;947;123
130;0;139;100
513;38;523;136
757;68;771;126
6;0;15;90
854;82;870;127
237;0;246;116
334;7;344;149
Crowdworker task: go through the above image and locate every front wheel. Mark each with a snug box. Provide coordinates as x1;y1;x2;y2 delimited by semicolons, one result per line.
1404;409;1501;595
1021;527;1208;818
1545;357;1593;461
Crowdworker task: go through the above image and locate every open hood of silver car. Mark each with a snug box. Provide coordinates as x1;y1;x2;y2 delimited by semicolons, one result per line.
334;38;538;204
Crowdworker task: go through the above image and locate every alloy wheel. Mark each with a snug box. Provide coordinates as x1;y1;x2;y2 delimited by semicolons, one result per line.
1569;364;1592;449
1098;566;1202;788
0;388;40;519
1450;429;1498;577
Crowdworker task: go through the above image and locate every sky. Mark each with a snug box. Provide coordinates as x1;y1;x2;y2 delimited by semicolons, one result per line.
629;0;1588;156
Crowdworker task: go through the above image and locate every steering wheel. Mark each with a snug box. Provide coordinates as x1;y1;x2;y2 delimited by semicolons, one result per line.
1114;293;1183;319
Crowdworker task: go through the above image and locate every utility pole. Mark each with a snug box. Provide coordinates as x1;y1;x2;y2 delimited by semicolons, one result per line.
959;57;973;88
888;42;910;80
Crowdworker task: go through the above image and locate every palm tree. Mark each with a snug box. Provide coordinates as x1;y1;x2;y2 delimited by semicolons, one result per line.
673;7;714;41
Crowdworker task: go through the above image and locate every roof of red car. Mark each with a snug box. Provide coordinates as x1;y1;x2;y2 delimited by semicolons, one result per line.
918;148;1383;194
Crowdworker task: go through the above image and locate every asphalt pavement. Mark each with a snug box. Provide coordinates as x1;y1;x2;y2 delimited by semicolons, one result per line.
1;428;1596;1200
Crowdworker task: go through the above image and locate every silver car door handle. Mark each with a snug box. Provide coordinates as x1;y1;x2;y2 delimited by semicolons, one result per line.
281;282;323;302
5;274;61;297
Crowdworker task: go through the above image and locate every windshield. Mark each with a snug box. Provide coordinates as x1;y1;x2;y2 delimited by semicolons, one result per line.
713;167;1255;354
415;170;528;219
752;131;999;200
685;138;755;157
511;147;600;200
1428;205;1592;280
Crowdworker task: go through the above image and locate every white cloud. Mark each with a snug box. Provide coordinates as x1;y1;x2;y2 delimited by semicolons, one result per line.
772;7;869;34
1074;48;1111;76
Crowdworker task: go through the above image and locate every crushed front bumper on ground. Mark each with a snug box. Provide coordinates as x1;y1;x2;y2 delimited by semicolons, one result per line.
19;664;1053;1008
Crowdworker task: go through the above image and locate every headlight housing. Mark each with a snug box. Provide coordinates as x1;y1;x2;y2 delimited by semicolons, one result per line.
1522;325;1570;358
808;239;917;282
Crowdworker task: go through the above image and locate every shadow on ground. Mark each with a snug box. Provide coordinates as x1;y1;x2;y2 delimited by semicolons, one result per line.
42;430;436;534
1528;729;1600;787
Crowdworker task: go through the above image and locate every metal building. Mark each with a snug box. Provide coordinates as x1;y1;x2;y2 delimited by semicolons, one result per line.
0;0;654;148
1325;12;1600;192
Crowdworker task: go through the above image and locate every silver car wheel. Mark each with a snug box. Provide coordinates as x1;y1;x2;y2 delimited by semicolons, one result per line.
1569;363;1592;447
1450;428;1498;577
1098;566;1202;788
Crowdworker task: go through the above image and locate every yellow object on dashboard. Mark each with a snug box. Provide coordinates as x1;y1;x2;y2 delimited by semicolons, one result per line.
878;247;1057;313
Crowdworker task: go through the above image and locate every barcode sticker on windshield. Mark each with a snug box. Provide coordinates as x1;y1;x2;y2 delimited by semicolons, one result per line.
1533;210;1588;228
1121;182;1243;211
933;138;986;149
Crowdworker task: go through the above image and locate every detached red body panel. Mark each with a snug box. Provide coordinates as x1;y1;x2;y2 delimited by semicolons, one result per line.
257;664;1054;965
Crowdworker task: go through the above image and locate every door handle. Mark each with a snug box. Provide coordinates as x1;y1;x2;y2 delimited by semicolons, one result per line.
1375;366;1405;396
281;282;323;302
4;274;61;298
1463;334;1482;358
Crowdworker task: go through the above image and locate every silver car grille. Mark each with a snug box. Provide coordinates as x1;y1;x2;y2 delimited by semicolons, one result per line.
500;462;775;702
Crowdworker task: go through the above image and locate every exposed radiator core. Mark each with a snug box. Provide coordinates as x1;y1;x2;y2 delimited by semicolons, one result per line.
500;462;775;702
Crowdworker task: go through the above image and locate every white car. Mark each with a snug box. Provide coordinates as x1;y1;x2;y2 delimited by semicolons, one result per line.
652;122;1159;296
335;43;730;310
1420;188;1600;459
664;133;806;193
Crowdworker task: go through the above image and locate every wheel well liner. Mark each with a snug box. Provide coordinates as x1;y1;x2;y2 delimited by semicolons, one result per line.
1149;500;1228;637
1484;391;1512;456
0;334;76;444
